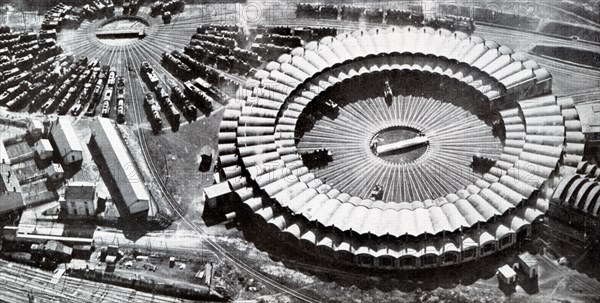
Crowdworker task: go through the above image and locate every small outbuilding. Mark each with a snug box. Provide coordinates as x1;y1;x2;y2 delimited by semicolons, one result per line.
35;139;54;161
198;145;213;172
28;119;45;140
203;182;233;209
105;255;117;272
517;252;538;279
497;264;517;287
30;240;73;263
575;103;600;141
50;118;83;165
46;163;64;182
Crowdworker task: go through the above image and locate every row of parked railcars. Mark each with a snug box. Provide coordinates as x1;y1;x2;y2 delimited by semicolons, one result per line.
295;3;475;33
141;61;184;133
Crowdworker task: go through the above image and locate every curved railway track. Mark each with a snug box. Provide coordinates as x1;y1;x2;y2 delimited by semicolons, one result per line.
120;31;321;302
45;4;600;303
50;6;322;302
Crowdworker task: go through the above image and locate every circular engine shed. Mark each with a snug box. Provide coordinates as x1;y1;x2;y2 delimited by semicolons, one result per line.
204;26;584;271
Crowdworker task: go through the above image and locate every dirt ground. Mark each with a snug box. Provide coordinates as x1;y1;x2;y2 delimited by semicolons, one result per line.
198;233;600;303
142;106;226;226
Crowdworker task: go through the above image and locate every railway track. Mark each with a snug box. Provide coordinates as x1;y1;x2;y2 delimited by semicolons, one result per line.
41;8;317;302
536;253;600;296
45;4;600;303
0;260;185;303
564;88;600;104
122;26;321;302
475;24;600;52
123;34;321;302
529;54;600;80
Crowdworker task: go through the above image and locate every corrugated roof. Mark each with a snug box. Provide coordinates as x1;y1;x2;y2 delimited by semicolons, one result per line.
204;25;569;266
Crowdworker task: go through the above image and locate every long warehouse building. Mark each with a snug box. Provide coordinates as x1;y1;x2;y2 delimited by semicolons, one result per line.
90;117;149;218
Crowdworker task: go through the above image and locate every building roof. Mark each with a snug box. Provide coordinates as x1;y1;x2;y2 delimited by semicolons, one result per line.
45;240;73;255
52;117;83;154
65;181;96;201
29;119;44;131
575;104;600;134
552;169;600;217
106;255;117;263
46;163;64;175
0;139;9;166
208;26;570;268
518;252;538;268
36;139;54;153
204;182;233;199
0;169;20;194
498;264;516;279
0;140;20;195
91;117;149;213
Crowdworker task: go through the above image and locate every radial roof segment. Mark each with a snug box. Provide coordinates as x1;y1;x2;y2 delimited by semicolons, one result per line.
552;162;600;217
205;26;582;270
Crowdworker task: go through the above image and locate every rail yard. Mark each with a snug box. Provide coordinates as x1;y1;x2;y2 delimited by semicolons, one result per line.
0;1;600;302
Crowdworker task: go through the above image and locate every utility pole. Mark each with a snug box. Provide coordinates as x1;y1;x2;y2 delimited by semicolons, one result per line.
163;154;170;185
146;236;152;255
163;230;169;255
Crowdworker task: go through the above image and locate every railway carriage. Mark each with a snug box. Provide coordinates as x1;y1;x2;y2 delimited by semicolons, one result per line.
144;93;163;134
